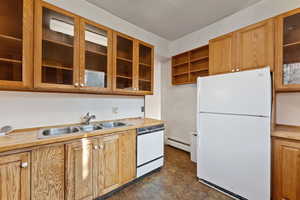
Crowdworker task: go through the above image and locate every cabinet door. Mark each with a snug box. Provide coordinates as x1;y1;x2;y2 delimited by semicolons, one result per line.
209;33;235;75
236;19;274;71
273;139;300;200
113;32;137;93
34;1;80;90
31;145;65;200
0;0;33;89
119;130;136;184
79;19;113;93
0;152;30;200
136;41;154;95
66;139;93;200
93;134;120;197
275;9;300;91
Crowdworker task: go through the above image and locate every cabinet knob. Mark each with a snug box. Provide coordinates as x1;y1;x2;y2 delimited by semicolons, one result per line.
74;83;79;87
94;145;99;150
80;83;84;87
236;68;240;72
99;145;104;149
231;69;235;72
21;162;28;168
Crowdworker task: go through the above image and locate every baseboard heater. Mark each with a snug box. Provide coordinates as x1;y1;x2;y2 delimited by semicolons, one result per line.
167;138;190;152
199;179;247;200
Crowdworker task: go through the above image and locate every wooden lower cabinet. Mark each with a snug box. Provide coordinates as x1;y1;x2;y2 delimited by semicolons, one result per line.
65;139;94;200
119;130;136;184
93;134;121;197
272;138;300;200
0;152;30;200
31;144;65;200
93;130;137;198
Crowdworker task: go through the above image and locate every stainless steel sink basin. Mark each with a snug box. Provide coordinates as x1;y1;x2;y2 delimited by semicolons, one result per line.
99;121;127;128
38;121;128;139
39;126;80;138
79;124;102;132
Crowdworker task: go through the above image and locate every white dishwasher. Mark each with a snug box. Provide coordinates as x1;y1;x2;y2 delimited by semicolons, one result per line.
136;124;164;177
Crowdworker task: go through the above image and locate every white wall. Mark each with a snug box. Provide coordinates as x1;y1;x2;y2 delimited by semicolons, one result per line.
163;0;300;151
0;91;144;129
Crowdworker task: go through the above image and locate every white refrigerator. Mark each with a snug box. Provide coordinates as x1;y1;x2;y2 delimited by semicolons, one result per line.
197;67;271;200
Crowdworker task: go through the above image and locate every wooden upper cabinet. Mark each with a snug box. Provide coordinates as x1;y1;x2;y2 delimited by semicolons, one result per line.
0;152;30;200
66;139;93;200
113;32;136;93
79;19;113;92
34;0;80;91
209;33;235;75
273;138;300;200
235;19;274;71
136;41;154;95
0;0;33;89
275;8;300;91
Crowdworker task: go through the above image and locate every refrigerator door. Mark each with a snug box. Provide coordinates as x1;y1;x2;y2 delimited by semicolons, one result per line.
197;67;271;117
197;113;270;200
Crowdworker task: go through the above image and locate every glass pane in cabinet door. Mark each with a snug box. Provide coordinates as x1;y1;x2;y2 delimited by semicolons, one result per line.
84;24;108;88
138;44;152;91
283;13;300;85
116;36;133;90
41;8;75;85
0;0;23;82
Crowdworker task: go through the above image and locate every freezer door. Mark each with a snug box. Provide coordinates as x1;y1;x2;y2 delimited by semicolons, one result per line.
197;113;270;200
197;67;271;117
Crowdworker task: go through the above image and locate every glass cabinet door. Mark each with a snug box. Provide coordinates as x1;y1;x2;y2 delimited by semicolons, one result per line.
0;0;33;88
80;20;112;92
137;42;153;93
114;33;135;91
35;2;79;89
281;12;300;87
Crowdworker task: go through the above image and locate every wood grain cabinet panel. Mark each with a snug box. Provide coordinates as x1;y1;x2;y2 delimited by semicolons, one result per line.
0;152;30;200
31;145;65;200
93;134;120;197
66;139;94;200
209;33;235;75
272;138;300;200
119;130;136;184
235;19;274;71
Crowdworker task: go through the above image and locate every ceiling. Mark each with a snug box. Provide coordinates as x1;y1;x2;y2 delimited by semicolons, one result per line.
87;0;262;40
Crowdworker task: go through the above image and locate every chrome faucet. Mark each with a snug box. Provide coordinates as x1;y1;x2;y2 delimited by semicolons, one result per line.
82;112;96;125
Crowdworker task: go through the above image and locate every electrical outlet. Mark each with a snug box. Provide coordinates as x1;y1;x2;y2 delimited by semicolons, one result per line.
112;107;119;114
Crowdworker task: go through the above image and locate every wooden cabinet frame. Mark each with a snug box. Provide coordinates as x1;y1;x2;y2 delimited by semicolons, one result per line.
34;0;81;91
209;33;235;75
235;19;274;72
275;8;300;92
113;32;154;95
79;18;113;93
0;0;33;90
136;40;154;95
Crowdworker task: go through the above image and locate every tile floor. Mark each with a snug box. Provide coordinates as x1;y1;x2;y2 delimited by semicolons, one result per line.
106;146;233;200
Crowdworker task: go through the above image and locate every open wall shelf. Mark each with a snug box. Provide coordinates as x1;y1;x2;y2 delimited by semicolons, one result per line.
172;45;209;85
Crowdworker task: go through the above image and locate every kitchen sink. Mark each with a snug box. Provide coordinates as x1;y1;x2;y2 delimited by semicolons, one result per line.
38;121;128;139
39;126;80;138
99;121;127;128
79;124;103;132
